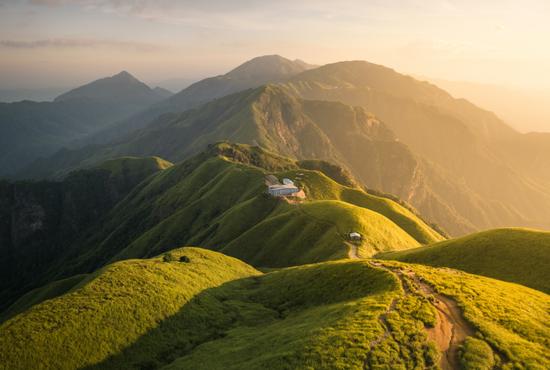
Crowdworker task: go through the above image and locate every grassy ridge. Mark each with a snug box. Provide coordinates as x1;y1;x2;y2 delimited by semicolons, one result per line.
1;250;443;370
386;261;550;369
42;144;440;284
220;200;420;266
3;249;547;369
0;247;259;370
381;228;550;293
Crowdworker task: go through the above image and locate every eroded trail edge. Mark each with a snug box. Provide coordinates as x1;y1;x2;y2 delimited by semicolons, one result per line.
369;261;476;370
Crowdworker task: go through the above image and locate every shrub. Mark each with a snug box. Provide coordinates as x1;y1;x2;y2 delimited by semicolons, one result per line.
179;255;190;263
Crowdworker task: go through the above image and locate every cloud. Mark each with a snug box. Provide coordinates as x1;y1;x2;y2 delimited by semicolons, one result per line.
0;38;164;51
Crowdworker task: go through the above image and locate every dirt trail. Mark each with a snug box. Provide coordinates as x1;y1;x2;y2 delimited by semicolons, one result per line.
369;262;475;370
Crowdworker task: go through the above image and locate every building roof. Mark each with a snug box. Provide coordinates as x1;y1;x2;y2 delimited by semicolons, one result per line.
268;184;299;191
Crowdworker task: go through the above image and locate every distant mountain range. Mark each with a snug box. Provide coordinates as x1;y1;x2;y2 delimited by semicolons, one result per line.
0;72;172;177
4;54;550;237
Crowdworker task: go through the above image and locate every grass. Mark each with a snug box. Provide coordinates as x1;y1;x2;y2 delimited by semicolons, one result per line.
0;247;259;370
1;250;443;370
2;248;547;369
38;143;440;286
219;199;421;266
380;260;550;369
380;228;550;293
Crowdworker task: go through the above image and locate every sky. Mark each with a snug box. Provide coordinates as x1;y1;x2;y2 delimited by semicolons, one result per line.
1;0;550;92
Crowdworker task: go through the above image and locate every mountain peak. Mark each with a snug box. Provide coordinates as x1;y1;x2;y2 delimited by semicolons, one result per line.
53;71;165;105
112;70;137;81
226;55;311;80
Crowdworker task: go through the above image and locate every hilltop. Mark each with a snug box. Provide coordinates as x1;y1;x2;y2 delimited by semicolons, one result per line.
75;55;316;145
1;248;547;369
55;71;167;106
379;228;550;293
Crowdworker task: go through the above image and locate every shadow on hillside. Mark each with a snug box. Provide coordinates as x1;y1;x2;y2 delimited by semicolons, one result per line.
82;274;268;370
82;259;382;370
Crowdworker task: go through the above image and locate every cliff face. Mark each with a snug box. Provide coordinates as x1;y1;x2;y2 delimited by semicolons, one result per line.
0;157;170;311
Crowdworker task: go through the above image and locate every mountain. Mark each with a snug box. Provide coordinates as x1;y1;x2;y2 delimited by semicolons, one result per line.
0;156;172;311
379;228;550;293
16;58;550;237
18;84;498;235
0;143;442;311
152;86;174;99
169;54;313;106
78;55;316;145
1;247;547;369
55;71;168;107
280;61;550;234
0;72;168;177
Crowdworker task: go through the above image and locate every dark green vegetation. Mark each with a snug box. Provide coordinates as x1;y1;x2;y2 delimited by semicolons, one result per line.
0;156;171;311
2;248;548;370
0;71;168;177
380;228;550;294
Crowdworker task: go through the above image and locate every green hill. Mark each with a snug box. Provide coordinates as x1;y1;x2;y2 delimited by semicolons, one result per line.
1;248;547;369
0;156;172;311
54;143;441;272
0;143;441;312
0;247;260;370
379;228;550;293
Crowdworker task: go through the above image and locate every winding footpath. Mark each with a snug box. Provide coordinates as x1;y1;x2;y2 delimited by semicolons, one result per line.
369;261;475;370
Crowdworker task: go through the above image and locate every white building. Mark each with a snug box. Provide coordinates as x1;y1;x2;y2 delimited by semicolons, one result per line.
268;183;300;197
349;232;362;241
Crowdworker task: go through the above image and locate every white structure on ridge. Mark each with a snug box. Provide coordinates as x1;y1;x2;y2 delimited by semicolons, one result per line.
268;178;299;197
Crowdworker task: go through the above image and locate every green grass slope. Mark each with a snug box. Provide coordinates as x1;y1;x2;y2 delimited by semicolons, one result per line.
48;144;440;277
0;247;259;370
379;228;550;293
0;250;437;370
2;249;548;369
383;261;550;369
